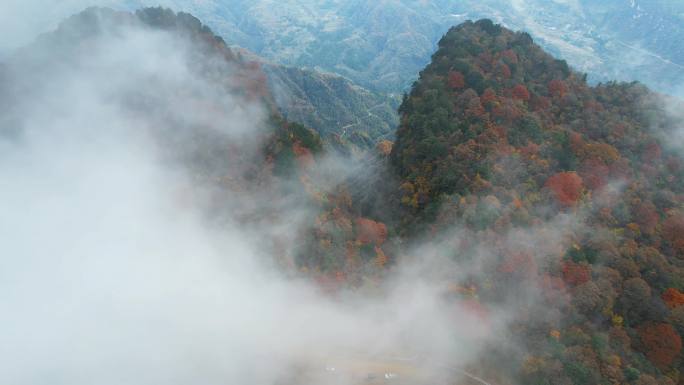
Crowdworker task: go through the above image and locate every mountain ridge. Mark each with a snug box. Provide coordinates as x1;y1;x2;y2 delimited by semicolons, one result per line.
389;18;684;384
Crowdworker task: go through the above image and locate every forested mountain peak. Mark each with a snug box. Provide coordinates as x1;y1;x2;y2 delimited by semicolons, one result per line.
389;19;684;384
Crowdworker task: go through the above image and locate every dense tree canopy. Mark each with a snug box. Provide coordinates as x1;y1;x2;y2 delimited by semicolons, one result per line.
389;19;684;384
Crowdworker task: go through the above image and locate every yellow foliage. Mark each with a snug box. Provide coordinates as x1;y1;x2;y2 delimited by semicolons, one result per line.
522;356;546;375
612;228;625;238
409;195;419;208
374;246;388;268
583;143;620;163
400;182;415;193
526;192;541;204
550;330;561;340
625;222;641;237
376;140;394;156
612;314;624;327
606;354;621;367
472;173;492;192
319;239;332;250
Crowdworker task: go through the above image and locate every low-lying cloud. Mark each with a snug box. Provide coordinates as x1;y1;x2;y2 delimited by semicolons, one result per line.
0;12;493;385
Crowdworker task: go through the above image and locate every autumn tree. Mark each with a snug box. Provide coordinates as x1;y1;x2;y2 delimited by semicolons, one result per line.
637;323;682;370
633;202;659;235
548;79;568;99
376;140;393;156
545;172;584;207
354;218;388;246
562;260;591;286
662;214;684;256
579;158;609;191
448;70;465;90
511;84;530;101
662;288;684;309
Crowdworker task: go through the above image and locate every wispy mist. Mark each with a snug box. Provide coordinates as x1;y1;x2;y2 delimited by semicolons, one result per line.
0;10;496;385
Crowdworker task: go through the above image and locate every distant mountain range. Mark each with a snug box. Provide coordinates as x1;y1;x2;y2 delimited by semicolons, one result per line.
100;0;683;97
4;0;683;149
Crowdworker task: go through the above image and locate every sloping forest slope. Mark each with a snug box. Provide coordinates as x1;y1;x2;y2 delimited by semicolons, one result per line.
391;19;684;385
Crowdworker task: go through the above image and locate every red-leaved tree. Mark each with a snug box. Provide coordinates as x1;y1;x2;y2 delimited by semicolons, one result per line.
511;84;530;101
663;214;684;256
638;323;682;370
662;288;684;309
545;172;584;207
355;218;388;246
562;261;591;286
448;71;465;90
548;79;567;99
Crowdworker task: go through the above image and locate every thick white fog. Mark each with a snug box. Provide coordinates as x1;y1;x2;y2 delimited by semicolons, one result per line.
0;15;494;385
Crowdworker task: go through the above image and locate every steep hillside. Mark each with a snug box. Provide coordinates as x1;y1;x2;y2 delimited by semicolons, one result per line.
263;63;398;149
0;6;324;200
0;6;394;286
391;19;684;384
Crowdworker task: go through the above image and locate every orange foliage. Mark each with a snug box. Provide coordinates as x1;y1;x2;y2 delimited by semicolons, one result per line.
448;71;465;90
511;84;530;101
501;49;518;64
579;158;609;190
562;261;591;286
292;141;314;168
539;273;568;303
633;202;659;235
497;62;511;78
345;241;359;267
481;88;497;105
638;323;682;370
465;97;485;118
335;271;346;283
569;131;585;153
355;218;388;246
662;288;684;309
531;95;551;111
581;143;620;164
491;98;523;121
548;79;567;99
545;172;584;207
642;142;662;164
519;142;540;158
376;140;394;156
663;214;684;256
498;252;537;278
374;246;388;268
